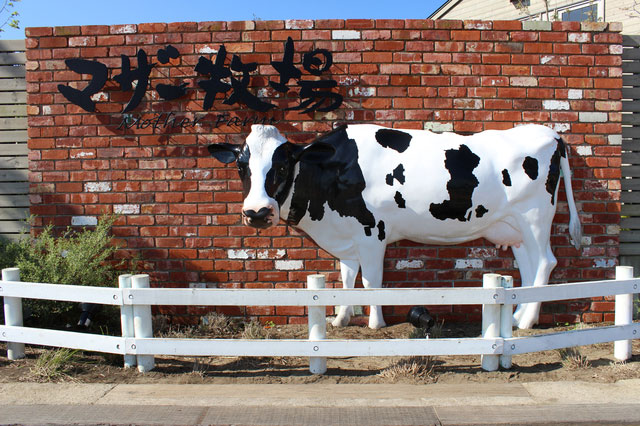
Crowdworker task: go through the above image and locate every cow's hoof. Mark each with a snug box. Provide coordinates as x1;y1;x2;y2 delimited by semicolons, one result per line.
332;316;350;327
514;315;537;330
368;318;386;329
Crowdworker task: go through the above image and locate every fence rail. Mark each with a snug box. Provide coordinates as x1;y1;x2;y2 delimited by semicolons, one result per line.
1;267;638;375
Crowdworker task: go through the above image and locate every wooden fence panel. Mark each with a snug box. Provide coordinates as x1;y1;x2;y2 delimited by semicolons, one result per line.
0;39;27;241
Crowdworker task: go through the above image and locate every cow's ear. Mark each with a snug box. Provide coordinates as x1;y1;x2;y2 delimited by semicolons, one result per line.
294;142;335;164
207;143;240;164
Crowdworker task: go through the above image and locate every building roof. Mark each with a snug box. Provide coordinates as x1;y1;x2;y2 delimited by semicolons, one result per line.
428;0;463;19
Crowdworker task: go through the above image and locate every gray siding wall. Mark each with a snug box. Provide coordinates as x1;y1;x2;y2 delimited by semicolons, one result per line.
0;39;28;241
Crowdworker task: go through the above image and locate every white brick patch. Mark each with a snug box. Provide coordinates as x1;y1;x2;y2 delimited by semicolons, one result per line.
465;21;491;30
111;24;136;34
607;224;621;235
575;146;592;156
114;204;140;215
395;260;424;270
543;100;570;110
340;76;359;86
568;89;583;100
551;123;571;133
540;56;553;65
199;45;218;54
71;151;95;159
257;249;286;259
85;182;111;192
332;30;361;40
71;216;97;226
285;19;313;29
510;77;537;87
579;112;608;123
593;258;616;268
610;45;623;55
568;33;589;43
523;21;551;31
275;260;304;270
469;248;497;258
349;87;375;97
227;249;256;259
609;135;622;145
90;92;108;102
455;259;483;269
424;122;454;133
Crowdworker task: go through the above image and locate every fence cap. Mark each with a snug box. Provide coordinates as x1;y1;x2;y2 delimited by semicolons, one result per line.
1;268;20;280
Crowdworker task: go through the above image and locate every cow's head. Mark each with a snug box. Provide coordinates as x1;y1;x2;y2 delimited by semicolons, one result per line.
208;125;334;229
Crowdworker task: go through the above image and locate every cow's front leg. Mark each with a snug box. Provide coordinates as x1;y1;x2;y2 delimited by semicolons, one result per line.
332;259;359;327
359;244;387;329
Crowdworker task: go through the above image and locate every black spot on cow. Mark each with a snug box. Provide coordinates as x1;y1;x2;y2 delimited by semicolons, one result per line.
523;156;539;180
263;142;306;207
385;164;405;186
502;169;512;187
475;205;488;218
394;191;406;208
375;128;412;153
429;144;481;222
208;142;252;197
377;220;386;241
545;138;566;205
287;125;376;236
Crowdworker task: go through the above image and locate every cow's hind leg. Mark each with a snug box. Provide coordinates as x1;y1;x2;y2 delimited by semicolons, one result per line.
332;259;359;327
359;244;387;329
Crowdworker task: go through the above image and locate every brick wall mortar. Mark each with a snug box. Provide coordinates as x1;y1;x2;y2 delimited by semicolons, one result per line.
25;19;622;326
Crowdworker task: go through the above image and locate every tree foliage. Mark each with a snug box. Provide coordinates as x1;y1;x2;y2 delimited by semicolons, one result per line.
0;0;20;33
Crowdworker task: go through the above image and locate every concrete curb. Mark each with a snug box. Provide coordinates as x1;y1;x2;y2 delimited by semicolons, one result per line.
0;380;639;425
2;380;639;407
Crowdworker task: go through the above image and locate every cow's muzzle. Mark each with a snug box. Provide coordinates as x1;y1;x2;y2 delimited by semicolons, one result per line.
243;207;274;228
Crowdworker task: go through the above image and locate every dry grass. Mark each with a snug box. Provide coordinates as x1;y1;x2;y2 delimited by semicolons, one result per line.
378;356;437;382
241;319;271;339
557;347;591;370
199;312;239;337
29;348;79;382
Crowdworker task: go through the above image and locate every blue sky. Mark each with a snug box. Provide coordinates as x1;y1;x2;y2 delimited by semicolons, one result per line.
0;0;444;39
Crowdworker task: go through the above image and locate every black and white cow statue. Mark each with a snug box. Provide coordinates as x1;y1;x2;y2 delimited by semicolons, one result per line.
208;123;582;330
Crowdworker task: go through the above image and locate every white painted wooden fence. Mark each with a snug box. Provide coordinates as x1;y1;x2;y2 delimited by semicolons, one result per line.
1;267;638;375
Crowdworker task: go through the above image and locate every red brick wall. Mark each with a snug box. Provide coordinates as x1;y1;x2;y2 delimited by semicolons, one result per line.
25;19;622;326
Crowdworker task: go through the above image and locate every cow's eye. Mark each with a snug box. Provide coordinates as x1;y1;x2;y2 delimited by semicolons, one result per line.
276;165;287;177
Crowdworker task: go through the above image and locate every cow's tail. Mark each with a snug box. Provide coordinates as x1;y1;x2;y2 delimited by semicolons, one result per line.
560;139;582;250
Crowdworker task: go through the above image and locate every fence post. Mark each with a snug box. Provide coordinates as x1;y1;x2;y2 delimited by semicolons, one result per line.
1;268;25;360
481;273;501;372
499;275;513;369
615;266;634;361
118;274;136;368
131;274;154;373
307;274;327;375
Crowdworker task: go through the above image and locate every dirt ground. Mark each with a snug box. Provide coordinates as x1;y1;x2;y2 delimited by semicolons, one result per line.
1;319;638;385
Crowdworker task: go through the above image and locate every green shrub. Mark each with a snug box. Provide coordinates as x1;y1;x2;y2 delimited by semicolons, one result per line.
4;215;129;328
15;215;124;287
0;237;20;271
